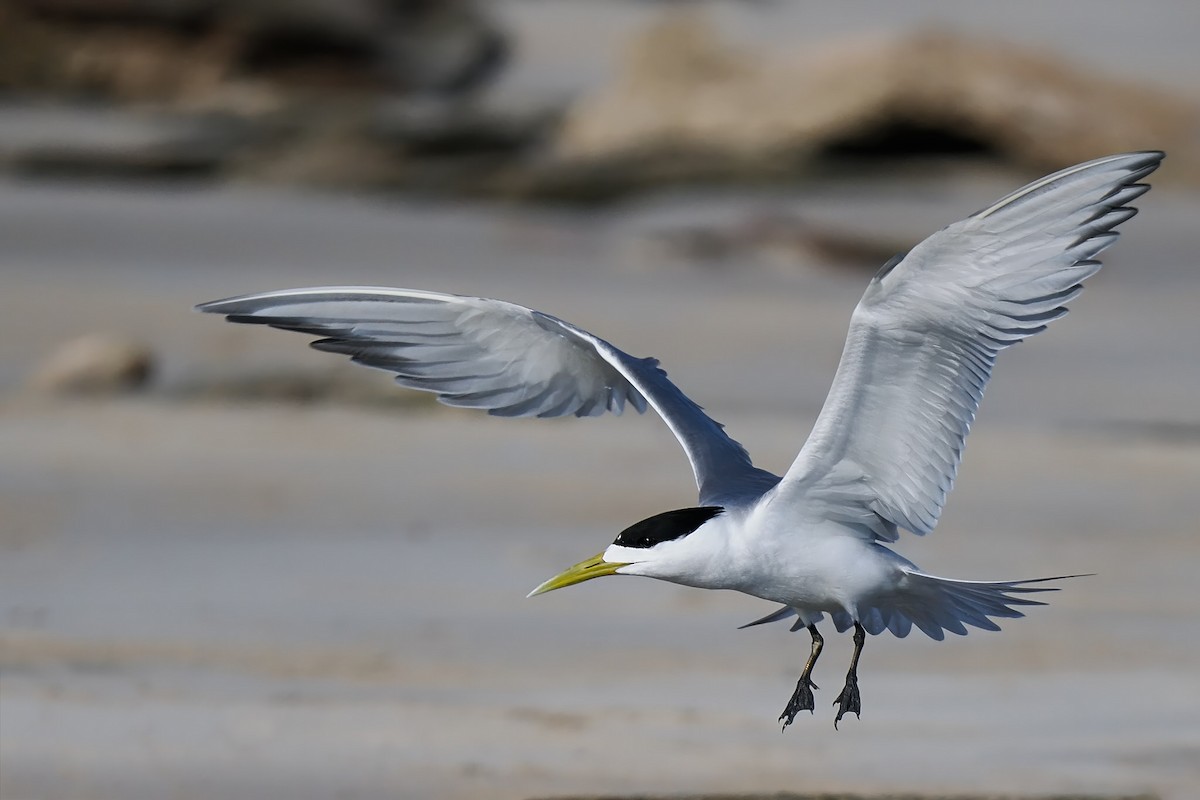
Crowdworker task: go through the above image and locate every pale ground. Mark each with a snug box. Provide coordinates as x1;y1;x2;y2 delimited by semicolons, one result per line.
5;10;1200;800
0;160;1198;800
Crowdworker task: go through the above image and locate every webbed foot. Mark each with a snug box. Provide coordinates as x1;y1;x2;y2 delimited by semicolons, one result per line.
832;671;860;729
778;675;819;730
832;621;866;729
778;623;825;731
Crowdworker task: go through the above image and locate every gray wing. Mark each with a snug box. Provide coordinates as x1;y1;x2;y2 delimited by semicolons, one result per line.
197;287;778;503
776;151;1163;541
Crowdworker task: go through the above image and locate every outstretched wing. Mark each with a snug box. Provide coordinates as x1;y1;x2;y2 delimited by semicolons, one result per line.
776;151;1163;541
197;287;778;503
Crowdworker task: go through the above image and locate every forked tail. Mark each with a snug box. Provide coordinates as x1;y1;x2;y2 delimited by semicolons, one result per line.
740;572;1086;640
860;571;1086;640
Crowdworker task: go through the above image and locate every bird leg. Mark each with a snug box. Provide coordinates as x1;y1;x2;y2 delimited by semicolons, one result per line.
833;622;866;728
779;624;824;730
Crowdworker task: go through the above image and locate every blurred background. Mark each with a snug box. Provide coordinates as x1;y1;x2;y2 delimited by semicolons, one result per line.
1;2;1198;799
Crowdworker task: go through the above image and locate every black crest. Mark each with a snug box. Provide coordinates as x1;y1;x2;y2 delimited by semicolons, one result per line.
613;506;724;550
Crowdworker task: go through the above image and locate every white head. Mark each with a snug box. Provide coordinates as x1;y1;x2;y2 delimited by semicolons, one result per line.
528;506;727;596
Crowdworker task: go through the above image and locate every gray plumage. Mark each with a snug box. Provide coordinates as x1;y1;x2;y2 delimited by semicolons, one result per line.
198;149;1161;721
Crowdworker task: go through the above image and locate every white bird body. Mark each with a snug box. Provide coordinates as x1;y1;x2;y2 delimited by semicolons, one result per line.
199;151;1163;727
610;499;978;637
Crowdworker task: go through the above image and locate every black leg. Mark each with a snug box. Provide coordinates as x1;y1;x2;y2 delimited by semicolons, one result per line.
832;622;865;729
779;624;824;730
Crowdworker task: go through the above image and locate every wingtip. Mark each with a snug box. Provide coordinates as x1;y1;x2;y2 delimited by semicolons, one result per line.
1103;150;1164;169
195;292;282;317
1118;151;1165;180
195;296;242;315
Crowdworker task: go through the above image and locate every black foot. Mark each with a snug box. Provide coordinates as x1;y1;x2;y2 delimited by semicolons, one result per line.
832;672;860;729
778;675;819;730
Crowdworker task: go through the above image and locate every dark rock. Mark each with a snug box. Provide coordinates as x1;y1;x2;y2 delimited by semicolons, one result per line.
0;0;509;104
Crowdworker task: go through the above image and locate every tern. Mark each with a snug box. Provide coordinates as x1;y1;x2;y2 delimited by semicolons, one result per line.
199;151;1162;728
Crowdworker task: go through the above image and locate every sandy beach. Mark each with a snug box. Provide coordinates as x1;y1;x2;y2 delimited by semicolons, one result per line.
3;2;1200;798
1;166;1198;800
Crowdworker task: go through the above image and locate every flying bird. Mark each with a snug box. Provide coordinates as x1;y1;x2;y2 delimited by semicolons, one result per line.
199;151;1162;728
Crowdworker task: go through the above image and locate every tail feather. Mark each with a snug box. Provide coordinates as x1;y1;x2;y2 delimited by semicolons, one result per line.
738;573;1085;639
867;571;1085;640
737;604;798;630
887;612;912;638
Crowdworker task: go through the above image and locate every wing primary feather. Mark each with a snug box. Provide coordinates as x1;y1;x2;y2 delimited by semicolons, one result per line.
199;286;779;501
777;151;1162;539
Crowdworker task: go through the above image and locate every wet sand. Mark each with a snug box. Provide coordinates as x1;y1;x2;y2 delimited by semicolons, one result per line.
1;170;1198;800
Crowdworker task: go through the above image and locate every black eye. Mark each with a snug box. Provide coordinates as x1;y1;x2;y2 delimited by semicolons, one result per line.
613;506;724;549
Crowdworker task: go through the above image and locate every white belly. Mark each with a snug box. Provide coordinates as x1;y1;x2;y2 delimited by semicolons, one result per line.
724;517;911;615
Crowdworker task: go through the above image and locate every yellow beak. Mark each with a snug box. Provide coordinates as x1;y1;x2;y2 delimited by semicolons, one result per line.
527;552;629;597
